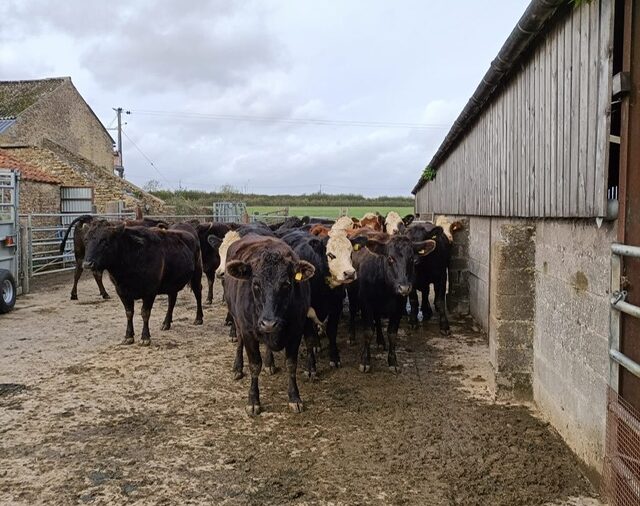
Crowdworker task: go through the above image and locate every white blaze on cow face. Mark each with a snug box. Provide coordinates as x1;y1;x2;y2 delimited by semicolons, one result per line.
215;230;241;278
326;229;357;286
384;211;403;235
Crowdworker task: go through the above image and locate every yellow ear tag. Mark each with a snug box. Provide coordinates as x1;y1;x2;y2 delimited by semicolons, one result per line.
295;272;303;281
418;249;425;254
354;244;360;251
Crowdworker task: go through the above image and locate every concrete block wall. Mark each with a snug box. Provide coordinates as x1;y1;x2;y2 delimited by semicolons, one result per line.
533;219;615;476
468;217;491;329
489;220;536;401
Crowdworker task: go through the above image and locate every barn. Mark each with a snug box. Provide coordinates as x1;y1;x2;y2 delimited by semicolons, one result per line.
412;0;636;494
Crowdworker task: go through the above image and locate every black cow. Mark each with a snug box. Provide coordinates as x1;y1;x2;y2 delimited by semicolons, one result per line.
82;223;204;345
223;235;315;415
348;231;435;373
59;215;168;300
267;216;310;232
281;229;367;373
191;222;229;304
406;223;453;335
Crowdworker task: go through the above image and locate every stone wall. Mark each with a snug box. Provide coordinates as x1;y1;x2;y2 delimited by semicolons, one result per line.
0;78;114;170
19;180;60;214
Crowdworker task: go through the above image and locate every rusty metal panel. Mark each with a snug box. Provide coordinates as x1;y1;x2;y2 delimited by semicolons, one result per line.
414;0;612;218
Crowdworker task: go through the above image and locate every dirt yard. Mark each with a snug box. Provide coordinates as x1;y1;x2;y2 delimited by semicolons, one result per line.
1;275;602;505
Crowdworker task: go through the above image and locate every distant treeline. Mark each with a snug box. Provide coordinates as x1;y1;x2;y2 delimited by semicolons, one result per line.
151;190;414;208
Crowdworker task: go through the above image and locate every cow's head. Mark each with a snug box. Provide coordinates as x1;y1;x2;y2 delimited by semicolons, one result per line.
226;250;314;347
365;235;435;296
82;220;127;271
360;212;384;231
215;230;241;278
324;230;368;286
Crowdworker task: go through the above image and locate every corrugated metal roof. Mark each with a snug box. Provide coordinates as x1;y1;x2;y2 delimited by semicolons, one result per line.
0;117;16;134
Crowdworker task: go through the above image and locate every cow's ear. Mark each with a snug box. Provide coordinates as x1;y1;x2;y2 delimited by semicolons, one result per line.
365;239;387;256
207;234;222;249
301;216;310;225
377;214;385;229
294;260;315;282
450;221;464;233
351;217;360;226
414;239;436;256
403;214;415;226
350;235;368;252
226;260;252;280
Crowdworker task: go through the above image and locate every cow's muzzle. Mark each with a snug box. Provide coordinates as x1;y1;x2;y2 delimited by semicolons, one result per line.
258;319;282;334
396;284;412;297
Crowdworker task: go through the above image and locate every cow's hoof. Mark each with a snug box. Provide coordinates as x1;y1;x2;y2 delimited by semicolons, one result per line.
233;370;244;381
377;343;386;351
245;404;262;416
229;336;238;343
206;299;213;306
266;365;277;375
194;318;203;326
389;365;400;375
440;328;451;336
329;360;341;368
359;364;371;373
120;337;134;345
102;293;110;300
70;294;78;301
161;322;171;331
347;338;355;346
288;401;304;413
313;346;321;355
304;370;318;381
140;339;151;347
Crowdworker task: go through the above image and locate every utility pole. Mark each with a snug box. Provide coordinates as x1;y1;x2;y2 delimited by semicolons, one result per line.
112;107;130;178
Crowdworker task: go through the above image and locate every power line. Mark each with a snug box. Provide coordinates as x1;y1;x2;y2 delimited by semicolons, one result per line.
121;128;175;190
129;109;450;130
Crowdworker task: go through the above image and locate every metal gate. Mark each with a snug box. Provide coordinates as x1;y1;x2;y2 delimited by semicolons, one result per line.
0;169;19;287
212;202;247;223
605;243;640;503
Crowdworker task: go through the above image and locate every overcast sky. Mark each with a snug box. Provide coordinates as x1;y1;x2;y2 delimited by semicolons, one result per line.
1;0;529;196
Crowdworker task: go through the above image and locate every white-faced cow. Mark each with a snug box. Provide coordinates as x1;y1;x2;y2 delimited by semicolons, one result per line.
223;235;314;415
82;222;204;346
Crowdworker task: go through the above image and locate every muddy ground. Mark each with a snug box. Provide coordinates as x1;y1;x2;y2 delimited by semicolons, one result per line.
1;275;601;505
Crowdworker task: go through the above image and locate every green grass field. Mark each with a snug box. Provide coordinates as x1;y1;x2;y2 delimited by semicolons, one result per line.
247;206;414;220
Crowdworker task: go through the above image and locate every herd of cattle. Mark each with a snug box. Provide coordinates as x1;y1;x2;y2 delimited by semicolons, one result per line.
59;211;462;415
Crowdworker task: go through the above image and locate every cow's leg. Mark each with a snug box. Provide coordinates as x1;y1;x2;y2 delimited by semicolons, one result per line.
140;295;156;346
374;316;386;351
386;297;403;374
161;292;177;331
121;297;135;345
93;270;110;299
359;304;373;373
224;311;233;326
434;274;451;336
422;286;433;321
244;338;262;416
191;266;204;325
263;346;277;375
229;318;237;342
233;335;244;380
408;289;419;327
70;261;83;300
286;338;304;413
347;288;358;346
327;302;341;368
206;273;214;305
303;319;317;380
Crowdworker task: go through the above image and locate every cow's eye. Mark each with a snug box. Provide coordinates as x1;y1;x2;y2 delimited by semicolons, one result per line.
327;252;336;260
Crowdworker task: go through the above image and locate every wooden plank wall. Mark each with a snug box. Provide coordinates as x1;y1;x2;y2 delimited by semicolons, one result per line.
415;0;614;218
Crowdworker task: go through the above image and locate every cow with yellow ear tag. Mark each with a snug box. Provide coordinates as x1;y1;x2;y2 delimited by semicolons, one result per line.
223;235;314;416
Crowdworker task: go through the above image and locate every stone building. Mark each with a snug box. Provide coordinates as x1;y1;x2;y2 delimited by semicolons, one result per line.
0;77;115;170
0;77;165;213
412;0;635;492
0;148;61;214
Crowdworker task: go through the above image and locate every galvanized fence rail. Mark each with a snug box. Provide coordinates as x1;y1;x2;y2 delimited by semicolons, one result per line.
604;243;640;504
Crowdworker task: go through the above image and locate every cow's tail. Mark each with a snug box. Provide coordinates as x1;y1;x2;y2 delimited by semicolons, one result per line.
59;215;93;254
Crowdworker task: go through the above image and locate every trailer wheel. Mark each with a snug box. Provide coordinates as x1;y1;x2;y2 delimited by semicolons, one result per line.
0;269;16;314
